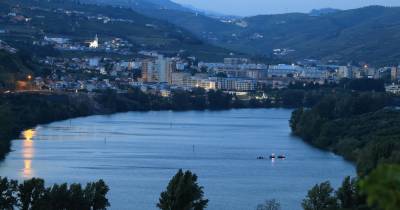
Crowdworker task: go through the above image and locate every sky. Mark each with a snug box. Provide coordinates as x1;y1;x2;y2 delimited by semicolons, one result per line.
172;0;400;16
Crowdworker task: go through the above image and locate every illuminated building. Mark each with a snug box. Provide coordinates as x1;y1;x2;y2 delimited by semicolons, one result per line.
89;34;99;48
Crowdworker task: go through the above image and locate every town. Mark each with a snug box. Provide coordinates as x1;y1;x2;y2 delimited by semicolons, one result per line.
2;1;400;98
22;35;400;97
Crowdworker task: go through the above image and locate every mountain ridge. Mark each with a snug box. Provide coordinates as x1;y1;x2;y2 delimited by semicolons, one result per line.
1;0;240;61
78;0;400;65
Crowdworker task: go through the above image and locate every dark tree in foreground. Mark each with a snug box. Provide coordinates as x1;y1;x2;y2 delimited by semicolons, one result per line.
157;169;208;210
18;178;47;210
302;181;338;210
0;177;18;209
0;177;109;210
256;199;281;210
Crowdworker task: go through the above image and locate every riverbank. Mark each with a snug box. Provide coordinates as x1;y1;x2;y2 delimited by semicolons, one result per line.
0;85;368;160
0;89;269;159
0;109;355;210
289;91;400;175
1;85;332;160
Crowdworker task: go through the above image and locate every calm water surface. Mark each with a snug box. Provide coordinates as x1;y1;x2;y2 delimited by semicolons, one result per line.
0;109;355;210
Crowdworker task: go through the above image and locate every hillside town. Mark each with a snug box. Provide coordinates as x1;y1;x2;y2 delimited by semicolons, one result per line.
26;41;400;96
2;3;400;96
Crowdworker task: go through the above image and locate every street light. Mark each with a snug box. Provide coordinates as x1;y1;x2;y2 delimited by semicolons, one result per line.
27;75;32;80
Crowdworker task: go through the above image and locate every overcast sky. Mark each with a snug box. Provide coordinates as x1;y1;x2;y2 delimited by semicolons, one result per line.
172;0;400;16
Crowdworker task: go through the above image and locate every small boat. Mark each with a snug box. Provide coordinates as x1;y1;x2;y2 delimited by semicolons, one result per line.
277;155;286;159
269;153;276;159
257;156;264;160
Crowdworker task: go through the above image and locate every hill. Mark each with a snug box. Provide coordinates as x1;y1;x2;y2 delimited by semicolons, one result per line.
79;1;400;66
86;0;191;12
215;6;400;65
309;8;341;16
80;0;239;42
0;50;34;90
0;0;237;61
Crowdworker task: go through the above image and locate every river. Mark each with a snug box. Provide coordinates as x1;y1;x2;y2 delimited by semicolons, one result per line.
0;109;355;210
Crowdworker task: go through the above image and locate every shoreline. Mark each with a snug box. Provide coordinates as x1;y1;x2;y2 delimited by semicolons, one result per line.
0;91;288;160
0;108;355;210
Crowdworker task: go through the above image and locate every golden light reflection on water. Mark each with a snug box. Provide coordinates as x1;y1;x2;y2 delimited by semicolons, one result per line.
22;129;36;178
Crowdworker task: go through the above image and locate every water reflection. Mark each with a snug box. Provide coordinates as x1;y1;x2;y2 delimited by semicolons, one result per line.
22;129;36;178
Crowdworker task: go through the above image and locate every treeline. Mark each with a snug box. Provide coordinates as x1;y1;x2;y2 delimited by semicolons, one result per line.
289;92;398;175
97;88;239;111
0;88;275;160
301;164;400;210
0;177;109;210
269;79;386;108
98;87;332;111
0;169;209;210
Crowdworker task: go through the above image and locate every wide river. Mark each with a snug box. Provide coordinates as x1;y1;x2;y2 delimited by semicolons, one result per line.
0;109;354;210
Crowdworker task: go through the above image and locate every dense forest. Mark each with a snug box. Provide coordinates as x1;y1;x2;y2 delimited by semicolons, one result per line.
290;91;400;210
290;92;399;175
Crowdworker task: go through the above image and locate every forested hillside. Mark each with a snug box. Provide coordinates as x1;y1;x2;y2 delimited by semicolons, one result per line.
82;1;400;65
1;0;236;61
223;6;400;65
290;92;400;175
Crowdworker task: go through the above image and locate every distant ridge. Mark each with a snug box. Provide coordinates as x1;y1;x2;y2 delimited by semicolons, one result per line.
78;1;400;65
309;8;341;16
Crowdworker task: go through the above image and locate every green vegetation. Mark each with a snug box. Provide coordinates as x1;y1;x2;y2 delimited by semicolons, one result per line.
302;177;369;210
289;92;397;175
289;85;400;210
301;166;400;210
302;182;339;210
360;164;400;210
0;177;109;210
157;169;208;210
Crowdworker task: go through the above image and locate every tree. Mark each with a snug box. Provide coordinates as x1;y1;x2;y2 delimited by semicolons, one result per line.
48;183;70;209
157;169;208;210
68;183;90;210
17;178;48;210
360;164;400;210
0;177;109;210
0;177;18;209
84;180;110;210
336;176;367;210
207;90;232;109
256;199;281;210
302;181;338;210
